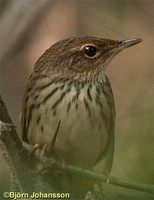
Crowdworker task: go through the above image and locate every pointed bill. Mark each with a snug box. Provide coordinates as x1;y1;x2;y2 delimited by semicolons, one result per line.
118;38;142;49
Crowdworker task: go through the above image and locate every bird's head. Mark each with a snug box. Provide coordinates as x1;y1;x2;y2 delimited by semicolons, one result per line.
34;36;142;82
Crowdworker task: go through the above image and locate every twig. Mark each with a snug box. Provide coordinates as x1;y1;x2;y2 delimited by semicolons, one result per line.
39;156;154;194
47;120;61;154
0;95;53;193
0;140;20;191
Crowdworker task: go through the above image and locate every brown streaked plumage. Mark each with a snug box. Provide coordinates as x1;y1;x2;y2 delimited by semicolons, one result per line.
21;36;142;193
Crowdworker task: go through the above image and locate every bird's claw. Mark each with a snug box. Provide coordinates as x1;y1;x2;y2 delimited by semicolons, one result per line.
28;143;40;156
0;120;16;132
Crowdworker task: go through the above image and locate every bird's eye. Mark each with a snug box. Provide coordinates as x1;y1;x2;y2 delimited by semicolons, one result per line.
118;40;125;46
84;45;97;58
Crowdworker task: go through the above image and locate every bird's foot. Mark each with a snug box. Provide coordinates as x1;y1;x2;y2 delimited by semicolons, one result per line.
28;143;40;156
32;143;49;161
0;120;16;132
40;143;48;158
23;142;49;161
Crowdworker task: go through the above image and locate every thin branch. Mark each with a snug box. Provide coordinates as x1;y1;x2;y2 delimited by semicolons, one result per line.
47;120;61;154
0;95;53;193
38;155;154;194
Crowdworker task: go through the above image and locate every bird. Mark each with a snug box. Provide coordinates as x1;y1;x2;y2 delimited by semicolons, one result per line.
21;36;142;194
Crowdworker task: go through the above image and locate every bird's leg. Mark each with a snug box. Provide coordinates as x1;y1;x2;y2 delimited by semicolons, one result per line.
102;131;114;183
35;121;61;171
28;143;39;156
0;120;16;132
23;141;48;159
40;143;48;158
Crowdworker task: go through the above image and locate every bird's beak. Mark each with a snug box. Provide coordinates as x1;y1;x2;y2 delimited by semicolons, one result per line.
102;38;142;70
117;38;142;49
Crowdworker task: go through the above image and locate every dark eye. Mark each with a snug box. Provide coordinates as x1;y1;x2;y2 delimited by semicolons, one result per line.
84;45;97;57
118;40;125;46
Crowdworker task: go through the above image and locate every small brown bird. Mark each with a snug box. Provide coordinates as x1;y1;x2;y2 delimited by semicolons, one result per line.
21;36;142;193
